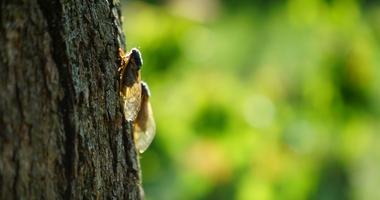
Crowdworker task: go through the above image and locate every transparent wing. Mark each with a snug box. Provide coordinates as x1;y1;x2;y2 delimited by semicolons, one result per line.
133;82;156;153
134;100;156;153
122;82;141;121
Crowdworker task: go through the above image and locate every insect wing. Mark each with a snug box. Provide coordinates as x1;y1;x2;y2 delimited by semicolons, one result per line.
134;101;156;153
119;48;142;121
134;83;156;153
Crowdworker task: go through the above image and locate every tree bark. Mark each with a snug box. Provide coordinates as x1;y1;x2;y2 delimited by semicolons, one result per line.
0;0;142;199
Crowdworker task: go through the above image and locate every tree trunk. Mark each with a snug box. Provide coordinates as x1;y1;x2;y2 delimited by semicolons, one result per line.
0;0;142;199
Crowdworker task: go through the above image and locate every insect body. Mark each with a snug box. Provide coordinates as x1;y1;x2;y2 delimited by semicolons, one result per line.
119;48;156;153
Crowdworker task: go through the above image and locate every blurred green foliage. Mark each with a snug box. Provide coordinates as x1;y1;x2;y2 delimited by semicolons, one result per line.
122;0;380;199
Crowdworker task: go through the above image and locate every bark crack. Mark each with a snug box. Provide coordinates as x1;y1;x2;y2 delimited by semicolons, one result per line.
12;148;20;200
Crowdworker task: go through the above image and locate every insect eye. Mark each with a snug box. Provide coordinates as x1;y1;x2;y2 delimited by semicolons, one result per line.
130;48;143;68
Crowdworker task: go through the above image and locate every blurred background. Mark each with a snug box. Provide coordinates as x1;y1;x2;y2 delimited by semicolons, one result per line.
122;0;380;199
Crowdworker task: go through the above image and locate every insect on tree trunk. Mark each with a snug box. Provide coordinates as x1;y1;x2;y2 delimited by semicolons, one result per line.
0;0;143;199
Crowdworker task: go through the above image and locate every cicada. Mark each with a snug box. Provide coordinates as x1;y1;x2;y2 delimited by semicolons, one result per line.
118;48;156;153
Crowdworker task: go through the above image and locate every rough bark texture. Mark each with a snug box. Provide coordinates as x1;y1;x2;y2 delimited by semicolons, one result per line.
0;0;142;199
